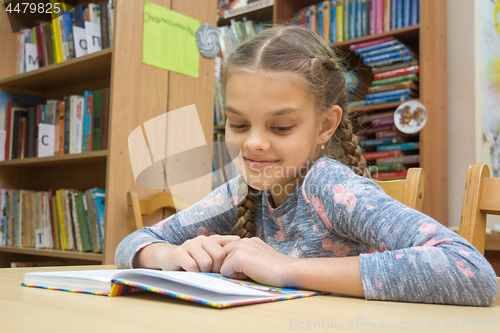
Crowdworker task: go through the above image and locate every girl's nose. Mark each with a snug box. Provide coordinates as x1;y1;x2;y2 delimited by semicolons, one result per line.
244;129;271;152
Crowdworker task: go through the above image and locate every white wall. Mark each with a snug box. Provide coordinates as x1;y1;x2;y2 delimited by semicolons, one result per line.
447;0;500;229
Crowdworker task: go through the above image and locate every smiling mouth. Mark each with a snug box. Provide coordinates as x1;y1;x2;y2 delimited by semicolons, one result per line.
244;158;278;169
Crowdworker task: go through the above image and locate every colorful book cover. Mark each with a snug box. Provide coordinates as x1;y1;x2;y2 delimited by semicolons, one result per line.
337;0;344;42
374;65;419;80
364;49;415;64
410;0;418;25
330;0;337;43
317;2;324;38
363;150;401;160
375;0;383;34
56;190;67;250
74;192;92;252
83;92;94;153
349;35;393;50
369;0;375;35
361;0;369;36
384;0;391;31
368;81;418;94
355;0;362;38
22;269;322;308
360;137;402;148
366;88;412;100
372;170;408;179
360;44;405;58
372;73;418;86
355;39;400;54
323;1;330;43
367;163;403;172
391;0;397;30
376;154;419;164
91;189;105;251
349;0;355;40
376;141;419;152
403;0;410;27
343;0;349;40
396;0;403;29
368;55;415;68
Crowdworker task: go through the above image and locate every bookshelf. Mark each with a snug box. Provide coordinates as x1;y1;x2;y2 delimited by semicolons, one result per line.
0;0;217;266
216;0;447;225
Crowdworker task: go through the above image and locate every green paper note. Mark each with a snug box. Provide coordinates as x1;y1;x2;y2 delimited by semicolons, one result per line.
143;1;200;78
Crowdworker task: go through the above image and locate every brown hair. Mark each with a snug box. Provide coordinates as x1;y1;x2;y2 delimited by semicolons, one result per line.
221;25;370;238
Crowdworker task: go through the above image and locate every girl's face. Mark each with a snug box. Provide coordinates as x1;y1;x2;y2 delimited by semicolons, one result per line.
225;71;341;206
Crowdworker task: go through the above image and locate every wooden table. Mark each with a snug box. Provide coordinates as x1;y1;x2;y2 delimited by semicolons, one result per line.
1;265;499;333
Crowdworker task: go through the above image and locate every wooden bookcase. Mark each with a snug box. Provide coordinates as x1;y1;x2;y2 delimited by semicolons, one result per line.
0;0;217;266
218;0;448;225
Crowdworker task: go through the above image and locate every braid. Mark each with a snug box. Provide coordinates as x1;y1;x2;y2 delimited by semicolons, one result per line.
236;175;256;238
334;117;371;178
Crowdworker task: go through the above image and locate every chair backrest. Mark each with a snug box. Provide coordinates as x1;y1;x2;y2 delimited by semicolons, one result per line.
127;191;193;231
374;168;425;211
459;163;500;255
458;163;500;305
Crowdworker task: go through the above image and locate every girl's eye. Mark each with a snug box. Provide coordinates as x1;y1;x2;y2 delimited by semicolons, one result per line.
273;126;293;133
228;123;248;130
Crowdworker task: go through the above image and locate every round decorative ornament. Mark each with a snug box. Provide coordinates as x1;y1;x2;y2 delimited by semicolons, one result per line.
394;100;428;134
344;71;360;95
196;23;220;58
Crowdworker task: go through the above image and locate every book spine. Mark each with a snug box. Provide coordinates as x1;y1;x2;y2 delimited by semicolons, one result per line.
349;0;355;40
51;11;64;63
337;0;343;42
367;163;403;172
56;190;67;250
349;36;393;50
323;1;330;43
368;82;416;94
27;106;36;158
356;0;362;38
93;90;102;151
403;0;410;27
372;73;418;85
331;0;337;43
368;55;413;68
355;39;399;55
376;142;420;152
69;192;83;252
410;0;418;25
360;44;404;58
372;170;408;179
100;88;110;150
359;137;402;148
361;0;368;36
75;97;84;154
317;3;324;39
391;0;397;30
64;97;70;154
35;105;42;157
18;118;27;159
92;193;104;251
362;150;401;160
372;117;394;127
100;2;110;49
343;0;349;40
369;0;375;35
85;190;101;253
58;101;65;155
5;102;12;160
310;5;316;33
366;88;411;100
374;65;419;80
375;129;403;139
35;24;45;67
375;0;383;34
85;93;93;153
384;0;391;31
63;11;75;59
364;49;412;64
358;110;394;123
376;154;419;164
396;0;403;29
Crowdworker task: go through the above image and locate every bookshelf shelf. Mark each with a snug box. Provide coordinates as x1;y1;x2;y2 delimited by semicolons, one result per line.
0;48;112;92
0;150;108;168
0;246;103;261
331;25;420;49
218;0;274;25
351;101;413;113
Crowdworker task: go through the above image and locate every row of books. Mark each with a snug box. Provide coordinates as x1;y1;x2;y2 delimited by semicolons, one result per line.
347;37;419;108
357;110;419;179
0;188;105;253
215;18;269;126
0;88;110;161
212;131;240;189
294;0;419;44
17;1;114;74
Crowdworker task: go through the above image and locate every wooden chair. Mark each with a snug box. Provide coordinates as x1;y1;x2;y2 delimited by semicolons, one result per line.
127;191;193;231
374;168;425;211
458;163;500;305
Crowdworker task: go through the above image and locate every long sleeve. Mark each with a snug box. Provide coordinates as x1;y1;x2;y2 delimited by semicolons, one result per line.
302;159;499;306
114;177;240;269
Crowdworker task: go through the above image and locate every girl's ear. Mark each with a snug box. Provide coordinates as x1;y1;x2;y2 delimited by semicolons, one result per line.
318;105;342;144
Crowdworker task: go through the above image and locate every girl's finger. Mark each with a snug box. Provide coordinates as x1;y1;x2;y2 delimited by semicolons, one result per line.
209;234;241;246
201;241;226;273
173;250;200;272
187;246;213;273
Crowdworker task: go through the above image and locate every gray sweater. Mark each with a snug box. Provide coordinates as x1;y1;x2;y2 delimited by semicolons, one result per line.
115;157;499;306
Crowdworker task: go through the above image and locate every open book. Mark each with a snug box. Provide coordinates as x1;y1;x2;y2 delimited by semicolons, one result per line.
22;269;320;308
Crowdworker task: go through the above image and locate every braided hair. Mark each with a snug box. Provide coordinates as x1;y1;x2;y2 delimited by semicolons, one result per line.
221;26;370;238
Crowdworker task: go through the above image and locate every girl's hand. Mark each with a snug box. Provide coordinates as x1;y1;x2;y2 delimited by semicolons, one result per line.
220;237;294;287
155;235;241;273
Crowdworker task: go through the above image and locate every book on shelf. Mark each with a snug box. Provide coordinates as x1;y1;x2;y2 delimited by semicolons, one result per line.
376;141;419;152
362;149;401;160
348;94;409;108
293;0;418;44
0;89;110;161
0;187;105;253
22;268;320;308
371;58;418;74
371;169;408;179
376;154;419;164
365;88;417;100
359;136;413;148
374;65;419;80
367;162;404;172
367;81;418;94
15;1;115;74
372;73;418;86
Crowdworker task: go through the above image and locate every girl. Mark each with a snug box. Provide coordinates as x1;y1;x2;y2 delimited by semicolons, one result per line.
115;26;498;306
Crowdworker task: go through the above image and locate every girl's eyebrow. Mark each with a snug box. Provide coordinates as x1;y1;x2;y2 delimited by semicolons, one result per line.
225;106;300;117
